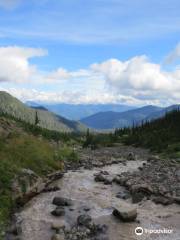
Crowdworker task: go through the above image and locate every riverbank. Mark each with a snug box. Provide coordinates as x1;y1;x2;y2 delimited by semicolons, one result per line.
6;145;180;240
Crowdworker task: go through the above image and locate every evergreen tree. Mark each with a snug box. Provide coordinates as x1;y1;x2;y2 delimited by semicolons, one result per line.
35;111;40;126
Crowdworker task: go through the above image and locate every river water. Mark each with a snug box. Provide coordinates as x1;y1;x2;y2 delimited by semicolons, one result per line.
16;161;180;240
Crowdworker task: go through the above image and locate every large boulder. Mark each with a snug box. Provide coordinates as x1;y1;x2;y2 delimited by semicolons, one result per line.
112;202;137;222
11;168;45;205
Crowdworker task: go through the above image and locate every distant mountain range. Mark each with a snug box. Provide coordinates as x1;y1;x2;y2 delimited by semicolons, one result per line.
26;99;180;130
26;101;135;120
0;92;85;132
80;105;180;130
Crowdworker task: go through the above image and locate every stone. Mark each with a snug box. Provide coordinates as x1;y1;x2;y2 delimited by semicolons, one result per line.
112;202;137;222
104;178;113;185
116;190;130;200
51;207;65;216
152;196;173;205
7;224;22;235
94;174;106;182
51;234;65;240
52;197;73;206
132;191;145;203
43;186;60;192
127;152;136;161
83;207;90;212
51;222;65;231
77;214;92;227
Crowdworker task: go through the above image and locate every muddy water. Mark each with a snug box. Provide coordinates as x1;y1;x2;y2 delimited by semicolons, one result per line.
17;161;180;240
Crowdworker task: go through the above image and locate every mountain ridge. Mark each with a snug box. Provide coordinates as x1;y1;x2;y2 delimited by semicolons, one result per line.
80;105;164;129
0;91;85;132
26;101;136;120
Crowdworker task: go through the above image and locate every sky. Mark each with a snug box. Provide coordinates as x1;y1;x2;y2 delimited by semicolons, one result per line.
0;0;180;106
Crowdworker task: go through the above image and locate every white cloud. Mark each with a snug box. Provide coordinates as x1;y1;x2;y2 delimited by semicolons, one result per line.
0;87;145;106
1;45;180;106
165;42;180;64
45;68;91;83
0;46;47;83
91;56;180;95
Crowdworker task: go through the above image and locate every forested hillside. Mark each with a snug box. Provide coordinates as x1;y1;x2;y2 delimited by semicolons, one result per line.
0;91;85;132
115;109;180;157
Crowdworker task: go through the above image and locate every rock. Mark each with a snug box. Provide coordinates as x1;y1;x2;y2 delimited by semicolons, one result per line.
175;170;180;180
52;197;73;206
131;184;153;194
116;190;130;200
77;214;92;227
43;185;60;192
51;234;65;240
100;171;109;175
127;152;136;161
104;178;113;185
48;171;64;182
83;207;90;212
94;237;109;240
152;196;173;205
113;202;137;222
94;174;106;182
51;222;65;231
12;168;45;206
96;224;108;234
132;191;146;203
51;207;65;216
131;184;152;203
7;224;22;235
147;156;159;162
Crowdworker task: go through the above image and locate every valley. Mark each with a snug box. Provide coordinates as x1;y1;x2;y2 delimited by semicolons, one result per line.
0;92;180;240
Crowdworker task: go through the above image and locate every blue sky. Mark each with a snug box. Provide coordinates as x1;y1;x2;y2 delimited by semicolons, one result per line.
0;0;180;105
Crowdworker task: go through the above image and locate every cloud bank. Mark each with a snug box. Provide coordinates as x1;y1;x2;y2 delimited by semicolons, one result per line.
1;44;180;106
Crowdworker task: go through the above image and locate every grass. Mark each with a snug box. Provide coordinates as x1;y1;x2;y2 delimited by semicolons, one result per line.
57;146;79;163
0;131;69;238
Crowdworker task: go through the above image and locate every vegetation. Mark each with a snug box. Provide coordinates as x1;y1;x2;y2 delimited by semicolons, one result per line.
83;128;117;149
82;109;180;159
114;109;180;157
0;94;180;238
0;91;86;132
0;113;82;238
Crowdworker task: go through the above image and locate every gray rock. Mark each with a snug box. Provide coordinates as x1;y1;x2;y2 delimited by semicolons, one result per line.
77;214;92;227
127;152;136;161
51;234;65;240
113;202;137;222
152;196;173;205
51;207;65;216
94;174;106;182
116;190;130;200
132;191;146;203
52;197;73;206
51;222;65;231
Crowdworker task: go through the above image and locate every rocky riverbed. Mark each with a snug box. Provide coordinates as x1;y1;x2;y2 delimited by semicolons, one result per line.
6;145;180;240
